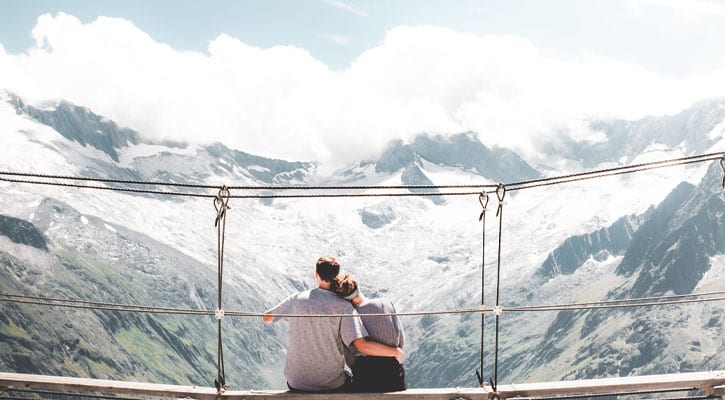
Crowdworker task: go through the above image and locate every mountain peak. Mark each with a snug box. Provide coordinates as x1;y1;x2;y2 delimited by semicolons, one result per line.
6;93;141;162
374;132;541;183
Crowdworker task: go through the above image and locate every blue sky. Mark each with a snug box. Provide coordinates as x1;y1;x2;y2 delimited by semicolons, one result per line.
1;0;725;164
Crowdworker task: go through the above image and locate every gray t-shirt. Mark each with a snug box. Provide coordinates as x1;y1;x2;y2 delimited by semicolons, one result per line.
270;288;368;391
353;298;405;356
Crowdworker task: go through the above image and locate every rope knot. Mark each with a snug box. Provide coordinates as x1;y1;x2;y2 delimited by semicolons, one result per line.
214;186;231;227
214;377;228;393
495;184;506;217
478;191;489;221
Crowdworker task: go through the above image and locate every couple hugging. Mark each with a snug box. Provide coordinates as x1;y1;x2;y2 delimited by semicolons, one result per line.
263;256;406;393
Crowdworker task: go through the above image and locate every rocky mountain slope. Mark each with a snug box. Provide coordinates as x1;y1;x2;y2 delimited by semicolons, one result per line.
0;91;722;389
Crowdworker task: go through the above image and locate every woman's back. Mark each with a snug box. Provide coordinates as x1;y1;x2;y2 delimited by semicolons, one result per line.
356;299;404;348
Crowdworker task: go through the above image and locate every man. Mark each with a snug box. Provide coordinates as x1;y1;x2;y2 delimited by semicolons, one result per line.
263;256;403;392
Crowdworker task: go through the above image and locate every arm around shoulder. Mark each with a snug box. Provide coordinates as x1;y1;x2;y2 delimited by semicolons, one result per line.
352;338;403;363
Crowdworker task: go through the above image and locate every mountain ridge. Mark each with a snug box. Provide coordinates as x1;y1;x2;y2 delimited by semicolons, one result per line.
0;91;722;389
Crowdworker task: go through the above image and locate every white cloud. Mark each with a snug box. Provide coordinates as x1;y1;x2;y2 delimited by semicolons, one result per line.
322;0;369;17
1;15;724;167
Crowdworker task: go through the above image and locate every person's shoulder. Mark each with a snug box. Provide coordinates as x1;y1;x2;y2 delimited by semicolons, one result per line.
368;297;393;306
287;289;313;301
361;297;395;312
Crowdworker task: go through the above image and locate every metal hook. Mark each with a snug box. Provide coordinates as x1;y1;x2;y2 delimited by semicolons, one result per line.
478;191;489;221
214;186;231;227
495;184;506;202
479;191;490;209
495;184;506;217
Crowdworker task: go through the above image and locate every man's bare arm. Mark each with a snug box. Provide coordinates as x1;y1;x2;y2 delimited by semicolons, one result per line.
352;338;403;363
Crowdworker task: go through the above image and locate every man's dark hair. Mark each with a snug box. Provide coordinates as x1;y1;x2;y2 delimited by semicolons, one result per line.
316;256;340;282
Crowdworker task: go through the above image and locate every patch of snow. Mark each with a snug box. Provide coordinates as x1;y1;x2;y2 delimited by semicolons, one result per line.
80;215;89;225
116;143;198;168
103;223;116;232
418;159;493;185
247;165;271;173
708;119;725;144
695;255;725;291
35;100;59;112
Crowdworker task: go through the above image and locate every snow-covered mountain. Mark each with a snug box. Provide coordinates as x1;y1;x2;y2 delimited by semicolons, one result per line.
0;90;723;389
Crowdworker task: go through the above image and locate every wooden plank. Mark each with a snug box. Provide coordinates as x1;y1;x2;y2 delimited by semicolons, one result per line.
496;370;725;399
711;385;725;398
224;388;488;400
0;372;220;399
1;371;724;400
0;373;489;400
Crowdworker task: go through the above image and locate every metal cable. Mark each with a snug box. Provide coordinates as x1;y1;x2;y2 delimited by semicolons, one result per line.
476;192;489;386
2;293;724;318
213;187;230;392
0;293;212;315
0;171;220;189
507;158;715;192
506;290;725;311
1;152;722;199
506;152;724;190
0;176;481;199
227;190;480;198
506;296;725;312
492;184;506;391
0;176;214;198
0;170;498;190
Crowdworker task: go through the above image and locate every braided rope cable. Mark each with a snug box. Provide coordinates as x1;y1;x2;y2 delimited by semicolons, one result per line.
2;292;725;318
1;152;722;198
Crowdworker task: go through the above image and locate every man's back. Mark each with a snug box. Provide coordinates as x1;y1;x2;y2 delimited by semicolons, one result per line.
269;288;367;391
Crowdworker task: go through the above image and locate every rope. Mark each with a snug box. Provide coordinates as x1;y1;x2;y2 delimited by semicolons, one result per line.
0;293;213;315
492;184;507;391
1;152;722;199
0;170;498;190
213;187;230;393
0;176;214;198
0;171;220;189
0;175;482;199
507;153;723;192
2;292;724;318
476;191;489;386
1;151;723;394
506;296;725;312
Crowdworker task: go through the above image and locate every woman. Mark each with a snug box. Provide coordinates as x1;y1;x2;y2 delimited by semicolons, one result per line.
334;274;406;392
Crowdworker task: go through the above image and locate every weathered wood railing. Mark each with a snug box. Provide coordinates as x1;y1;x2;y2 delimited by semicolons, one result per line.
1;370;724;399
